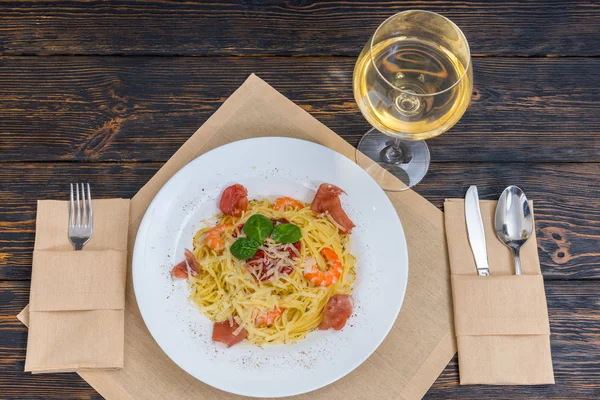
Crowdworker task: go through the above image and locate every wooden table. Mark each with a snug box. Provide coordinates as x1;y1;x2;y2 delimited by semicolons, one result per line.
1;1;599;399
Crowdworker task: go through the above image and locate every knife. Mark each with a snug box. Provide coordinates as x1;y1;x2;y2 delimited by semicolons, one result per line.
465;186;490;276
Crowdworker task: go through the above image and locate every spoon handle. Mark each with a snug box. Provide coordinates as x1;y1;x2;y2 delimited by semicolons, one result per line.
513;247;522;275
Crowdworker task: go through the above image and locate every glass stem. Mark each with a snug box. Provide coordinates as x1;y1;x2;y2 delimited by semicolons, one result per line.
380;139;409;165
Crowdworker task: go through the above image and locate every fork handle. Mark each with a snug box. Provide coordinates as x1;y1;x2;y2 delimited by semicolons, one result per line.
74;243;83;251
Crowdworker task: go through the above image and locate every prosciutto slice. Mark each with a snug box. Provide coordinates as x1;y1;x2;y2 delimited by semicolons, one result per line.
311;184;355;233
319;294;353;331
171;248;200;279
212;321;247;347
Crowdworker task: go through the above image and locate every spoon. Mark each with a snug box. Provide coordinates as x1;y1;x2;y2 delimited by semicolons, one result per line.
494;186;534;275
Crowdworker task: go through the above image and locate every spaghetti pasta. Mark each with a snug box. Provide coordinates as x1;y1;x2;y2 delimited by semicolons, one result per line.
187;198;356;345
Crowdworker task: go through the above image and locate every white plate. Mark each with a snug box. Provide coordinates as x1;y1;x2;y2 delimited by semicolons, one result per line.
132;137;408;398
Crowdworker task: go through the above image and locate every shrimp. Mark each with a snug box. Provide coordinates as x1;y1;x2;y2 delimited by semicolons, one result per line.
304;248;343;287
274;197;305;211
254;307;283;326
204;224;234;250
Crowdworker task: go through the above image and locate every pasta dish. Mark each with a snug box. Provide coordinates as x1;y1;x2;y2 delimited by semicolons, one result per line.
171;183;356;346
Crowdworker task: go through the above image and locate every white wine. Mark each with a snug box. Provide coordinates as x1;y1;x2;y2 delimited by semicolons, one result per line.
353;37;472;140
353;11;472;191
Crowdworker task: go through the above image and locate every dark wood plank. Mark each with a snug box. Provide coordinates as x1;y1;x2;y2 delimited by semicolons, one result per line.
0;162;597;281
426;280;600;399
1;1;599;56
420;163;600;278
1;56;599;163
0;281;104;399
2;280;599;399
0;163;157;282
0;284;102;399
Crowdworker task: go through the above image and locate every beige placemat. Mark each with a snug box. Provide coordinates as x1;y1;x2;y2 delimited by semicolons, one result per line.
19;74;455;399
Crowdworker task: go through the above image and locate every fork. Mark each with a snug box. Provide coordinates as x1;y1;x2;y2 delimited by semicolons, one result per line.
69;183;93;250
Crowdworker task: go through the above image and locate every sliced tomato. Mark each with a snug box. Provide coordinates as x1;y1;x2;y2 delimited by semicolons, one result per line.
219;184;248;217
271;218;290;226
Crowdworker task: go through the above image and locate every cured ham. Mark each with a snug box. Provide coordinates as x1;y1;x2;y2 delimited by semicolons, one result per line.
311;184;355;233
212;321;247;347
319;294;353;330
171;264;189;279
219;184;248;217
171;248;200;279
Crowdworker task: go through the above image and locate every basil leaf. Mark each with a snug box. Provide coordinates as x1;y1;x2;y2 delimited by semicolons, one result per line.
243;214;274;243
230;238;260;260
272;223;302;244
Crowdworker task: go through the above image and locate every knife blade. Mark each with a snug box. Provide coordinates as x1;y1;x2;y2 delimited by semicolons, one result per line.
465;186;490;276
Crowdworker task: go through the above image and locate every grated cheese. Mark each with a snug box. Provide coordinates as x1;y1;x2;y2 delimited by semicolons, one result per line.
186;198;356;345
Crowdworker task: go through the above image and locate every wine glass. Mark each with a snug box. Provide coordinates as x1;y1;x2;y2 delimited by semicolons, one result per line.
353;10;473;191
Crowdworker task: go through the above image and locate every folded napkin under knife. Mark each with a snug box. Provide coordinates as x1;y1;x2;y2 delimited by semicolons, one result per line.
20;199;130;373
444;199;555;385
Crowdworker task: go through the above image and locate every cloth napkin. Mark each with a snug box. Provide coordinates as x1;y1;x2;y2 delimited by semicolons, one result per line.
21;199;130;373
444;199;555;385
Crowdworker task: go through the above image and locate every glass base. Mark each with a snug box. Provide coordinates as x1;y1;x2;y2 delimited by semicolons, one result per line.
356;128;430;191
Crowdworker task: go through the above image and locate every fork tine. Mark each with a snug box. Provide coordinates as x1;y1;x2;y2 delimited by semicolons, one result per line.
76;183;81;227
69;183;75;227
87;183;93;228
81;183;87;227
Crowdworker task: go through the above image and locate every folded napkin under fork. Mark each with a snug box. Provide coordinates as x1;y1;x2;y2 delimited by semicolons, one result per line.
444;199;555;385
20;198;130;373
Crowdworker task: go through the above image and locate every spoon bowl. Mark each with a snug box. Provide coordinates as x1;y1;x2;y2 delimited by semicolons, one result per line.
494;186;534;275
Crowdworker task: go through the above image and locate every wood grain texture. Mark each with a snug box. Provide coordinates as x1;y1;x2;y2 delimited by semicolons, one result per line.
0;282;103;399
1;56;599;163
0;0;599;56
0;162;597;281
1;2;599;397
2;280;599;399
426;281;600;399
